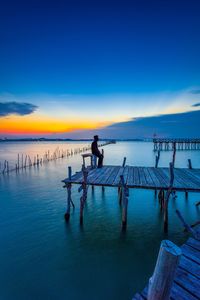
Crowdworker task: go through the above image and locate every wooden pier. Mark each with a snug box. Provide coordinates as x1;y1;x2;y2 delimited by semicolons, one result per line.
62;163;200;230
63;165;200;191
153;138;200;151
62;156;200;298
132;226;200;300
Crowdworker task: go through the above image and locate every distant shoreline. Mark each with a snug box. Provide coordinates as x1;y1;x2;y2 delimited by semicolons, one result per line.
0;138;149;142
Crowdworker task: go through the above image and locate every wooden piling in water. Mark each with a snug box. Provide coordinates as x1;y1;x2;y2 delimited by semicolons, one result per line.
155;150;160;168
147;240;182;300
79;166;88;224
120;175;129;229
163;162;174;233
188;158;192;169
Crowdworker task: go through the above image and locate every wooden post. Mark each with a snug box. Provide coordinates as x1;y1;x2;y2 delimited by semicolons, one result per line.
172;142;176;168
119;187;122;205
155;150;160;168
147;240;181;300
80;166;88;224
122;157;126;167
158;189;165;211
188;159;192;169
176;209;200;240
163;163;174;233
68;166;72;180
18;154;20;170
64;183;72;222
120;175;129;229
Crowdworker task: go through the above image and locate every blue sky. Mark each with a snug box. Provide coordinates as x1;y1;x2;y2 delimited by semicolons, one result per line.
0;0;200;137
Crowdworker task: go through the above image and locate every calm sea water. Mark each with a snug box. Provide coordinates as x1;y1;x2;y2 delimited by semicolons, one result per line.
0;141;200;300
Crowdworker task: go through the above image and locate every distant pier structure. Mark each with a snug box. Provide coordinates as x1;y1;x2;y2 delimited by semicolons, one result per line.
153;138;200;151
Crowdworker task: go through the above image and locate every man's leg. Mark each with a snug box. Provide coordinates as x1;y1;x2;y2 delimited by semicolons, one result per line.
98;154;103;168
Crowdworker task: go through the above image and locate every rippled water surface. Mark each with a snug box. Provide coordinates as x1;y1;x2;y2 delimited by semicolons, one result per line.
0;141;200;300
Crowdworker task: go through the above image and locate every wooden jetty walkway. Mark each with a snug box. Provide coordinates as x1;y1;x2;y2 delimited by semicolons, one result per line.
62;162;200;230
153;138;200;151
132;226;200;300
63;165;200;192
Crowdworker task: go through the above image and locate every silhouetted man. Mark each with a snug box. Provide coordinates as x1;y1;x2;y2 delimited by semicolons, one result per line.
91;135;103;168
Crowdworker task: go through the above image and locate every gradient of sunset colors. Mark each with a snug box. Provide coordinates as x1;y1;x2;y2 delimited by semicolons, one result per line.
0;0;200;137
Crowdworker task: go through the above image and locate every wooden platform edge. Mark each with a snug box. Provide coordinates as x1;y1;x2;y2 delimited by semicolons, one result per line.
132;226;200;300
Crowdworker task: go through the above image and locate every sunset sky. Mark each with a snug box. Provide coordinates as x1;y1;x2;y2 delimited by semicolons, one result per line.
0;0;200;138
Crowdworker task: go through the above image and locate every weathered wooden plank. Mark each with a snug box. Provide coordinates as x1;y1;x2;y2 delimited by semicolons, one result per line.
105;166;121;185
186;238;200;252
170;281;198;300
175;169;200;190
138;167;147;186
127;166;135;186
87;167;108;184
156;168;170;187
180;255;200;279
161;168;184;189
94;166;114;185
176;168;199;189
112;167;125;186
188;169;200;181
148;167;163;188
123;166;130;184
175;267;200;299
182;169;200;188
143;167;156;187
182;244;200;265
151;168;168;188
101;166;119;185
138;281;198;300
134;167;141;186
132;293;146;300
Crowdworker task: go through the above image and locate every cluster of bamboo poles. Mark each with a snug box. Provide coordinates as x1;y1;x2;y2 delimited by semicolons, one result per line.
0;141;111;175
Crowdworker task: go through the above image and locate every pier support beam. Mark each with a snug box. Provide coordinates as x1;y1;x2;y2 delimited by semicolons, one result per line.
155;150;160;168
120;175;129;229
64;167;74;222
79;166;88;224
147;240;181;300
64;183;72;222
188;159;192;169
163;163;174;233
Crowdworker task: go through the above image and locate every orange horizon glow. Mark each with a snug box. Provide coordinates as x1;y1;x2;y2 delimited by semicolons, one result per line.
0;113;112;135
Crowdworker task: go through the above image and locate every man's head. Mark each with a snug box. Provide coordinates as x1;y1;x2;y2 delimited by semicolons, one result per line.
94;135;99;141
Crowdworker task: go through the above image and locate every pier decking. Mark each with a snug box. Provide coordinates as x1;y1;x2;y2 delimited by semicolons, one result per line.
133;226;200;300
63;165;200;192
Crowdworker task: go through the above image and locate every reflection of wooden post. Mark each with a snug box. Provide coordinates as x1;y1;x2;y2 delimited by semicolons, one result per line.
147;240;181;300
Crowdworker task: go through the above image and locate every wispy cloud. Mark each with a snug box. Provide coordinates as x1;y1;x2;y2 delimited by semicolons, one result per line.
0;102;37;117
192;103;200;107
